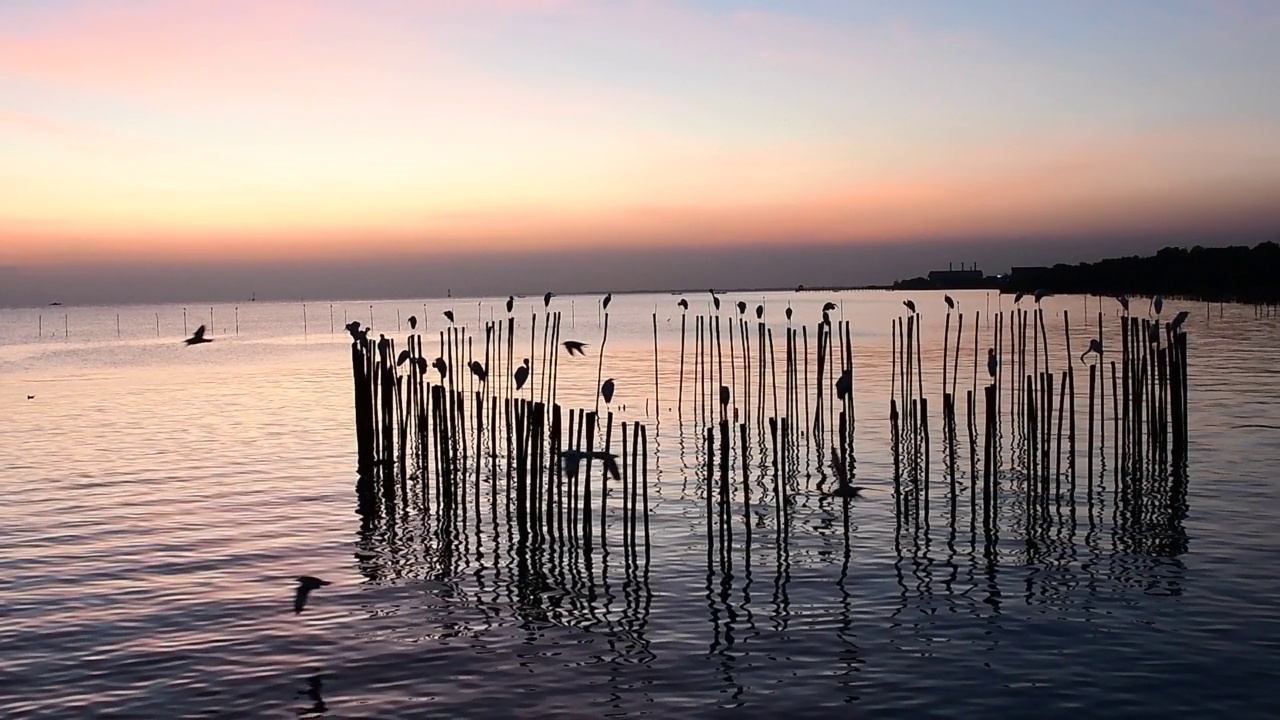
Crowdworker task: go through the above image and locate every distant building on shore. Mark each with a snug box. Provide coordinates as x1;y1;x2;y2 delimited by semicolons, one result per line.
926;262;985;288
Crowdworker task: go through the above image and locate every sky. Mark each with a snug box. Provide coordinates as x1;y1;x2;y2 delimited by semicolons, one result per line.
2;0;1279;304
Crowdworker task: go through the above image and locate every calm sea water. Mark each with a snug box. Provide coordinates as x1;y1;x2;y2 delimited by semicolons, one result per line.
2;290;1279;718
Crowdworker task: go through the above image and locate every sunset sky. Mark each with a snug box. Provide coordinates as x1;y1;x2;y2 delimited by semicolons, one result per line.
2;1;1279;301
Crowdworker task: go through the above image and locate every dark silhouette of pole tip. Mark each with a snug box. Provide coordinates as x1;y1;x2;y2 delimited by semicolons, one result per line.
443;310;454;323
1080;338;1103;362
544;292;553;308
945;294;956;310
294;576;330;614
835;368;852;400
432;357;448;379
506;295;514;314
678;298;689;310
601;378;615;404
603;293;612;311
183;325;212;346
407;315;417;330
1171;310;1190;333
902;299;916;314
514;358;530;390
563;340;588;356
822;301;837;312
468;360;487;382
987;348;997;379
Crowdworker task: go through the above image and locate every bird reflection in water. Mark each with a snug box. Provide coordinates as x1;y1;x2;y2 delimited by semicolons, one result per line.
295;674;327;716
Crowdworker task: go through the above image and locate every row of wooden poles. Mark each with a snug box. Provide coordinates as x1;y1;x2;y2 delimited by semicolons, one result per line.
350;314;654;575
890;307;1190;539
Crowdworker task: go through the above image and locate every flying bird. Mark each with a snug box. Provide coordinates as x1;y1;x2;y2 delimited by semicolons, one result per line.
601;378;615;404
560;450;621;482
27;395;34;400
544;292;553;308
678;298;689;311
1170;310;1190;333
987;348;997;380
514;358;530;390
294;576;330;614
506;295;514;314
1080;338;1103;362
431;357;448;379
945;295;955;310
902;299;916;314
407;315;417;330
443;310;454;323
603;293;612;311
835;368;852;401
822;301;837;313
756;304;764;319
468;360;487;382
183;325;212;346
563;340;588;356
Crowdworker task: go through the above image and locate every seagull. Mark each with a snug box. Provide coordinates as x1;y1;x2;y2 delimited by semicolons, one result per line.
822;301;837;313
431;357;448;379
514;358;530;390
544;292;553;308
601;378;615;404
294;576;330;614
603;293;612;311
1170;310;1190;333
945;295;955;310
506;295;514;314
407;315;417;330
396;349;411;366
902;299;916;314
1034;289;1051;304
678;298;689;311
1014;291;1026;304
835;368;852;401
987;348;997;380
1117;295;1130;314
1152;295;1164;317
183;325;212;346
1080;338;1103;362
563;340;588;356
468;360;487;382
443;310;454;323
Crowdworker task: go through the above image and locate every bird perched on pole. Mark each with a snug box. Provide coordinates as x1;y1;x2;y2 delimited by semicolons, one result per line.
987;348;998;380
443;310;454;323
1152;295;1164;317
903;299;916;314
514;358;530;390
431;357;448;379
601;378;615;404
1034;289;1051;304
835;368;852;401
468;360;487;382
1080;338;1103;362
506;296;514;314
1170;310;1190;333
407;315;417;330
1117;295;1130;314
756;305;764;320
736;300;746;315
822;301;837;313
1014;291;1026;304
678;298;689;311
945;295;955;310
710;290;721;311
785;306;793;322
544;292;554;308
603;293;612;311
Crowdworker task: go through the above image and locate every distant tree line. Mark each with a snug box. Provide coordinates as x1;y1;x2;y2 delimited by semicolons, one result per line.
893;241;1280;304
